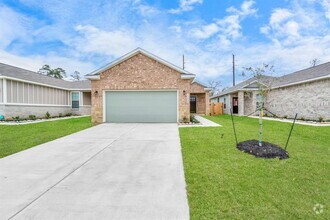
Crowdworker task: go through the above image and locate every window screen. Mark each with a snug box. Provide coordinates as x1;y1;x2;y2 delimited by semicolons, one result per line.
72;92;79;108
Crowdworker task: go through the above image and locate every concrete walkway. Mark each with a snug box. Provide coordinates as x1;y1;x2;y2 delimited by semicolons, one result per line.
179;115;221;127
0;124;189;220
249;116;330;126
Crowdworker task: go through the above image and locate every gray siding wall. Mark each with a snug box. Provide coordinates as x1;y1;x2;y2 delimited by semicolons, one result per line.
0;79;3;103
6;79;69;105
265;79;330;120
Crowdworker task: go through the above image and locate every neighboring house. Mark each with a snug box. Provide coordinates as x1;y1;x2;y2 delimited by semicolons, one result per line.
210;62;330;120
0;63;91;118
86;48;211;123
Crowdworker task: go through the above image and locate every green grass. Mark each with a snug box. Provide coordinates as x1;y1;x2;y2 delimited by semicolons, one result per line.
179;115;330;219
0;116;93;158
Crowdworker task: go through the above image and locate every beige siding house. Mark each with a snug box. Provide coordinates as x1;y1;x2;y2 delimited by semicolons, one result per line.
0;63;91;118
210;62;330;120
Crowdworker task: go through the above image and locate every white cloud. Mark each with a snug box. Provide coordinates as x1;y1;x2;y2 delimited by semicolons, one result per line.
132;0;161;17
188;0;257;42
191;23;219;39
269;8;293;25
0;5;30;48
0;49;95;75
72;25;139;58
259;3;327;45
169;0;203;14
321;0;330;21
227;0;257;16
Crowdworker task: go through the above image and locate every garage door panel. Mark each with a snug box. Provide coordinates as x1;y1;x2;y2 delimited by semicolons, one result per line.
105;91;177;123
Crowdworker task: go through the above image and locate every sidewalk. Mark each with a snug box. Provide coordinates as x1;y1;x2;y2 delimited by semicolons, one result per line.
249;116;330;127
179;115;221;127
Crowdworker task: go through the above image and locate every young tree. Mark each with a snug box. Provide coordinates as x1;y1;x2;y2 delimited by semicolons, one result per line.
207;80;221;96
71;71;81;81
310;58;319;67
38;64;66;79
242;64;275;147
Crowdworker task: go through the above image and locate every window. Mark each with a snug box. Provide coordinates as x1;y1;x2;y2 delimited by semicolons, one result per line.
224;97;226;109
72;92;80;108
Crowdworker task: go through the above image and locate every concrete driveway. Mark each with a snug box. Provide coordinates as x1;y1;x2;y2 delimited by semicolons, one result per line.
0;123;189;220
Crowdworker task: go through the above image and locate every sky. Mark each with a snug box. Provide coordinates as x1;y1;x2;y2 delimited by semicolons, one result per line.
0;0;329;87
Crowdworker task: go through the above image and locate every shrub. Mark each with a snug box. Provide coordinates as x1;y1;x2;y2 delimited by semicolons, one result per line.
283;115;287;119
318;117;324;122
190;115;200;123
45;112;51;119
59;113;63;117
28;115;37;120
300;116;305;121
65;113;73;117
182;116;189;123
12;116;20;121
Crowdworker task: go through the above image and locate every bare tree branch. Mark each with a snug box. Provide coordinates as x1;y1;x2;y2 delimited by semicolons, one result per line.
207;80;221;96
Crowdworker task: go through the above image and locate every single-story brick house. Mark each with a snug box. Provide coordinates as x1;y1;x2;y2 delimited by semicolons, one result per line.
210;62;330;120
86;48;211;123
0;48;211;122
0;63;91;118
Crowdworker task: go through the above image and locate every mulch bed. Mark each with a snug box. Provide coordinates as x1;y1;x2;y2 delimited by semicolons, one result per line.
237;140;289;160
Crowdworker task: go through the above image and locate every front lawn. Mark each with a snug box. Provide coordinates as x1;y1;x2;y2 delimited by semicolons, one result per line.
0;116;93;158
179;115;329;219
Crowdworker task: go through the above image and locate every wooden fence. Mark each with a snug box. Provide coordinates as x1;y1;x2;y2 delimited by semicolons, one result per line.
210;102;224;116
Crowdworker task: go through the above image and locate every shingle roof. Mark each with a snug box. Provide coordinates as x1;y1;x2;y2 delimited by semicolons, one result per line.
211;61;330;98
0;63;91;90
211;75;274;98
272;61;330;88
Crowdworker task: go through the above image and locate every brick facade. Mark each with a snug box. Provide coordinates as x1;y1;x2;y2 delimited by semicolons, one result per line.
191;82;210;115
90;53;209;123
265;79;330;120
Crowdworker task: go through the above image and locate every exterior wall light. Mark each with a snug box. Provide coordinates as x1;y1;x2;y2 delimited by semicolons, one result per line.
94;91;99;96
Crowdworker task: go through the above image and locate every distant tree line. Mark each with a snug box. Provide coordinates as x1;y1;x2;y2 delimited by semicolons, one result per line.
38;64;81;80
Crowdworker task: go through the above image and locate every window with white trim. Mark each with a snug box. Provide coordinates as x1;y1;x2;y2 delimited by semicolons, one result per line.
72;92;80;108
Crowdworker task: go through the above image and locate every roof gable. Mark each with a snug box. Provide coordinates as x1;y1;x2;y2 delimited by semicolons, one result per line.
86;48;195;80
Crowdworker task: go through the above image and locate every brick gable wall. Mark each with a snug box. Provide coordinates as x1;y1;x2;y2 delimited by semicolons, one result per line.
91;53;192;123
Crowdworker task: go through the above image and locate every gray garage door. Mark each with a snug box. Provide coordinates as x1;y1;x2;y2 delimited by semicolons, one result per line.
105;91;177;123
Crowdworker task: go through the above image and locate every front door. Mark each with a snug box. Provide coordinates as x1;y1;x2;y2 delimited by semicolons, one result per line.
190;96;197;113
233;97;238;114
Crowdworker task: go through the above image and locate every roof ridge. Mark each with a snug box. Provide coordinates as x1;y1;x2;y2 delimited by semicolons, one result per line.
280;61;330;77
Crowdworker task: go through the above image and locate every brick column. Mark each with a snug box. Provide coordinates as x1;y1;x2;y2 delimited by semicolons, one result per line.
238;91;245;116
205;92;210;116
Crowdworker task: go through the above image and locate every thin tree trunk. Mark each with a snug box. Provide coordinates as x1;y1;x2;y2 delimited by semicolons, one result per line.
259;106;263;147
